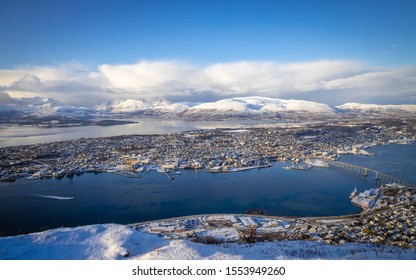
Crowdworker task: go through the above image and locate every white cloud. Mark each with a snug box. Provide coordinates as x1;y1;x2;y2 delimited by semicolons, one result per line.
0;60;415;106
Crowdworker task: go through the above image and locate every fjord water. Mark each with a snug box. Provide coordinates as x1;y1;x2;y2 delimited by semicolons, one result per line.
0;118;267;147
340;144;416;183
1;143;414;236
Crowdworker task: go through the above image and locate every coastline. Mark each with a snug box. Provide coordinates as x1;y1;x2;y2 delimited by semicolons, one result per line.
0;120;415;259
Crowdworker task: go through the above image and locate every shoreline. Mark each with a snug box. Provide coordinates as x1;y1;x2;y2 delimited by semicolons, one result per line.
128;183;415;249
0;181;414;254
1;120;415;249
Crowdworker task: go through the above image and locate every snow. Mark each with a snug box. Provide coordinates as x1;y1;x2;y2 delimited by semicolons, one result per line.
0;224;415;260
0;224;166;260
206;215;238;223
185;96;335;115
98;99;153;113
0;96;92;117
337;103;416;113
197;228;240;243
153;101;191;114
2;95;415;119
97;98;191;114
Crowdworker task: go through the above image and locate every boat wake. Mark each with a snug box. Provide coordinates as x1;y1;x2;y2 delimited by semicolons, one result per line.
33;195;74;200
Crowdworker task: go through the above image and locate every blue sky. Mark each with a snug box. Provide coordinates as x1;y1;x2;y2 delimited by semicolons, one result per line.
1;0;415;67
0;0;415;105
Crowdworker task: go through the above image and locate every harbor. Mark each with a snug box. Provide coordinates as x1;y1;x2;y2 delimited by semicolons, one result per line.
0;120;415;237
1;119;414;184
131;181;416;249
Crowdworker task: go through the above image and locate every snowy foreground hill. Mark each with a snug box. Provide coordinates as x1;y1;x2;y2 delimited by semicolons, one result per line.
0;224;414;260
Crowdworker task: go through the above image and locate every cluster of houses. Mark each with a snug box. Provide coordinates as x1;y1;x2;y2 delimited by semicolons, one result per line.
134;214;293;243
134;183;416;249
350;183;415;212
0;119;414;182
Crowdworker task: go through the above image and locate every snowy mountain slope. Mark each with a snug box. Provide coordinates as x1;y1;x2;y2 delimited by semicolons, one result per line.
0;96;93;118
180;96;336;119
336;103;416;116
1;95;415;121
96;99;152;113
96;99;191;115
190;96;334;113
96;96;337;118
0;223;414;260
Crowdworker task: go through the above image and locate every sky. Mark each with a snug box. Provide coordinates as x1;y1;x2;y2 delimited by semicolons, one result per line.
0;0;415;106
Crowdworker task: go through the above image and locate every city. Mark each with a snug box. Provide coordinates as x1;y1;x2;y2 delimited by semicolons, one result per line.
132;182;415;250
1;119;414;183
0;118;415;250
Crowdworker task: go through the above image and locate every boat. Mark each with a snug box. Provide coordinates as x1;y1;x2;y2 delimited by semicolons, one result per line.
233;166;256;172
283;164;312;171
305;159;329;168
66;169;75;178
136;166;145;172
26;175;41;180
349;187;358;200
53;169;66;179
0;174;18;182
207;166;223;173
75;167;83;176
115;171;141;178
156;167;167;173
359;149;373;156
27;171;43;180
294;164;312;170
175;171;182;175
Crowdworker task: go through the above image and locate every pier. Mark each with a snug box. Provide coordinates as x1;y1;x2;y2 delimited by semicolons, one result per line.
322;160;416;188
156;169;174;180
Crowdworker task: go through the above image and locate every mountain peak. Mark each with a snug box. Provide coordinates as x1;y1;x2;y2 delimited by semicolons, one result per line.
337;103;416;113
181;96;335;119
2;95;415;121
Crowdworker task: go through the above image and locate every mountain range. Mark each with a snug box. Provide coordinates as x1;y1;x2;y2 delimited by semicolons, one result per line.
1;96;415;122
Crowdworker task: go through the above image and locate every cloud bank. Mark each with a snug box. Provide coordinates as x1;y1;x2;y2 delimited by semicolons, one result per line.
0;60;415;106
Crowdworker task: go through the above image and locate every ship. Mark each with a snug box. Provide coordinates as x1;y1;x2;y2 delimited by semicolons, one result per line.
135;166;146;172
359;149;373;156
304;159;329;168
207;166;223;173
349;187;358;200
53;169;66;179
156;167;169;173
282;164;312;171
26;171;43;180
66;169;75;178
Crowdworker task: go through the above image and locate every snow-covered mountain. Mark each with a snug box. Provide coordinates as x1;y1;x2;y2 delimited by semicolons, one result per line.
181;96;335;119
97;98;191;116
336;103;416;117
97;99;153;113
96;96;338;120
0;96;93;119
1;95;415;122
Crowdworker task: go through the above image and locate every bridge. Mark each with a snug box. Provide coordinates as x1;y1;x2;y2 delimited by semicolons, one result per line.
322;159;416;188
